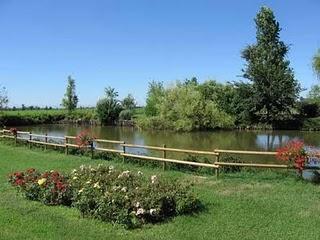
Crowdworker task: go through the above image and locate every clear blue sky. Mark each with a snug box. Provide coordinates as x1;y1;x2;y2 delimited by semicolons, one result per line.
0;0;319;107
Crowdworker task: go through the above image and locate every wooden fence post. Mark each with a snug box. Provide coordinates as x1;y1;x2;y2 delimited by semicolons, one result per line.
65;137;68;155
90;141;94;159
122;141;126;163
29;132;32;149
215;153;220;179
14;133;17;146
162;144;166;170
45;133;48;150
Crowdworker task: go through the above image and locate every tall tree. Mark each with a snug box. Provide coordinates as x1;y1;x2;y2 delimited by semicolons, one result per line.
241;6;300;124
0;85;8;110
122;94;136;110
62;76;78;113
145;81;164;116
96;87;122;124
313;49;320;78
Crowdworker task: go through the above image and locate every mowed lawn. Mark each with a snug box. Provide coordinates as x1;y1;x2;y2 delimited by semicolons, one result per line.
1;144;320;240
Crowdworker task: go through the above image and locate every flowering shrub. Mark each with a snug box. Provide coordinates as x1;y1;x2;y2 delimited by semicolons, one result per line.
75;130;95;148
8;169;72;206
276;140;308;174
70;165;201;228
8;165;201;228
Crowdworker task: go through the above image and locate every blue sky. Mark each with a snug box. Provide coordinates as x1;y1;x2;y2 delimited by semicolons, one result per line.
0;0;319;107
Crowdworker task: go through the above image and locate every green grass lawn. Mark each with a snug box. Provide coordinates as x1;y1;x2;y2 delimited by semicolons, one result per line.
1;144;320;240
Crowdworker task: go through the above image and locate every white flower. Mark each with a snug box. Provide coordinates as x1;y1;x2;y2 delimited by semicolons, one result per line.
149;209;157;216
78;188;84;193
135;202;140;208
94;182;100;189
118;170;130;179
137;171;143;176
72;169;77;174
86;180;91;184
121;187;127;192
136;208;145;216
72;176;78;180
151;175;157;184
109;165;114;170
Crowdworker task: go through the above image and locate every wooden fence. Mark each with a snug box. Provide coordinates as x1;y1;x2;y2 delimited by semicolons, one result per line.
0;129;289;176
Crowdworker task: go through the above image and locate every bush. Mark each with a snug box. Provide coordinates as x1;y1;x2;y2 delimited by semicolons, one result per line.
219;155;243;173
96;98;122;125
140;82;235;131
302;117;320;131
8;165;201;229
70;164;201;228
8;168;72;206
299;101;320;118
119;110;133;120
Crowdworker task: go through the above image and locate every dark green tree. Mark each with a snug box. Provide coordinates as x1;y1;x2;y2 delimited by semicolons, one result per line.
96;87;122;124
241;6;300;124
62;76;78;113
122;94;136;110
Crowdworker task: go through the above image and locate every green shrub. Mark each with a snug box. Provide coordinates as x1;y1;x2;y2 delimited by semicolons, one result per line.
70;164;201;228
219;154;243;173
119;109;133;120
302;117;320;131
8;165;201;229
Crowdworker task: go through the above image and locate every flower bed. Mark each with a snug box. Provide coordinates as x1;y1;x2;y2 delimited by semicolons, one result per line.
8;168;72;206
8;165;201;228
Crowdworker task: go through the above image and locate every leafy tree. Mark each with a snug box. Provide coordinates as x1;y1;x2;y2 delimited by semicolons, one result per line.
62;76;78;113
0;85;8;110
122;94;136;110
119;109;133;120
313;49;320;78
241;6;300;124
145;81;164;116
140;83;234;131
96;87;122;124
183;77;198;86
307;85;320;103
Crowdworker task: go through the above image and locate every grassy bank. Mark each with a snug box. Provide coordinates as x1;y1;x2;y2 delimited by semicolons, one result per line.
1;144;320;239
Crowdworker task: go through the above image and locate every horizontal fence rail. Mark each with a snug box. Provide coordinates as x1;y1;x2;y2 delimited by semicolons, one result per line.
0;128;290;176
214;149;277;155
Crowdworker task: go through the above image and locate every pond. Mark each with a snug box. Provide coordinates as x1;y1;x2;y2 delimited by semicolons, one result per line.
14;124;320;163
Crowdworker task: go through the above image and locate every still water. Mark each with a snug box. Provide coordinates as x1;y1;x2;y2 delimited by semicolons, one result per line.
16;124;320;163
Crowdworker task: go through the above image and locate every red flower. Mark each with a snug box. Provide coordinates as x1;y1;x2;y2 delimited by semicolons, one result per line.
75;130;95;148
56;181;65;191
276;140;307;175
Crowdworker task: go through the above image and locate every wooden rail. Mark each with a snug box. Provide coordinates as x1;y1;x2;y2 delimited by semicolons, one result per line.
0;128;290;175
215;149;276;155
215;162;288;169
